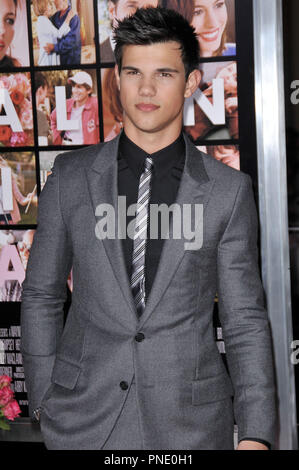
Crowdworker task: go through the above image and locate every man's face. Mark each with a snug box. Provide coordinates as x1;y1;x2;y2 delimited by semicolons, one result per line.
115;41;200;137
37;85;48;105
109;0;159;28
54;0;68;11
72;83;90;105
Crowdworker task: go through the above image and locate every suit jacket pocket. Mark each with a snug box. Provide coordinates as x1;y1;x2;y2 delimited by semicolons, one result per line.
192;373;234;406
51;357;82;390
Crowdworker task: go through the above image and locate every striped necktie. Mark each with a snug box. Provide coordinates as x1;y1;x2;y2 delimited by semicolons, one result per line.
130;156;154;317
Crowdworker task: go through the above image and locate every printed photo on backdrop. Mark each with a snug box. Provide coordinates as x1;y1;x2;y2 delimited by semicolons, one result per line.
0;229;36;301
0;0;30;68
30;0;96;66
0;153;37;226
98;0;236;63
161;0;236;58
98;0;159;63
35;69;100;146
0;73;34;147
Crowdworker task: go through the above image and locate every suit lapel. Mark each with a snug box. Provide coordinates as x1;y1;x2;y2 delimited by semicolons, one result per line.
138;135;215;329
85;134;138;327
85;132;214;329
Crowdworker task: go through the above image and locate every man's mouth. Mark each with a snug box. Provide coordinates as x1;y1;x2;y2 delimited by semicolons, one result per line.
135;103;160;112
198;28;220;42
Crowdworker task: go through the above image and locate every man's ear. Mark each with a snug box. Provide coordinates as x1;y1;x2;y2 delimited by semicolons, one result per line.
114;64;121;91
184;69;201;99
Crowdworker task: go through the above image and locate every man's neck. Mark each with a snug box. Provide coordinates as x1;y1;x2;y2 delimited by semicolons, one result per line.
59;7;69;18
123;124;183;155
74;97;88;108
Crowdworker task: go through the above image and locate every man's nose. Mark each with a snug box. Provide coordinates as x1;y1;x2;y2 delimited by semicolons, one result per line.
138;77;156;96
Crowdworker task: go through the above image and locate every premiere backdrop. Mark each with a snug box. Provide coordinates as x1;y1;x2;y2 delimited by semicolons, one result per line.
0;0;257;420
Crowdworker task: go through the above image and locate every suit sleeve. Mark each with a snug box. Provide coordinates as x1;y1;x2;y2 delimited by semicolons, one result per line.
53;16;80;55
20;155;72;417
217;173;277;447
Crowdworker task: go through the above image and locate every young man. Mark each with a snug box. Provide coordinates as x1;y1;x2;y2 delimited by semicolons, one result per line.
50;71;99;145
44;0;81;65
100;0;159;62
35;72;51;145
21;7;277;450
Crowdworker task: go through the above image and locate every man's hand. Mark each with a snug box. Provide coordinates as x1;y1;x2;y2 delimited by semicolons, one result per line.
44;43;55;54
237;440;269;450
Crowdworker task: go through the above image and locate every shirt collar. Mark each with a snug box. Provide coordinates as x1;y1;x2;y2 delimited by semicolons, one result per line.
118;130;185;179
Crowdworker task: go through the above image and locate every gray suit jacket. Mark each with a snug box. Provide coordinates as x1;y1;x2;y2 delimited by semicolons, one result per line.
20;132;277;450
100;37;115;63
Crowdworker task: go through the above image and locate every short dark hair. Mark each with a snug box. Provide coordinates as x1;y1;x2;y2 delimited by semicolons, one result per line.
113;7;200;80
35;72;49;91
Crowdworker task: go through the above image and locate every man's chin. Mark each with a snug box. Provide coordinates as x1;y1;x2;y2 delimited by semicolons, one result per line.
127;118;167;134
132;124;167;134
123;111;183;135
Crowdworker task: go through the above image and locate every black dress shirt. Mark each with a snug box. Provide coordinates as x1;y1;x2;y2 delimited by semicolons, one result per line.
118;130;185;299
117;130;270;450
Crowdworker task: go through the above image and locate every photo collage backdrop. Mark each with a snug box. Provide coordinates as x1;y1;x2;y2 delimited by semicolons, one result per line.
0;0;250;416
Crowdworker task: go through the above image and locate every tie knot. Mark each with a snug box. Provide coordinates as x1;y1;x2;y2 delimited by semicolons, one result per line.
144;157;153;171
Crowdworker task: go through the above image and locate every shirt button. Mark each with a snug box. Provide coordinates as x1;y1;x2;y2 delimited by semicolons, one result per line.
135;332;145;342
120;381;129;390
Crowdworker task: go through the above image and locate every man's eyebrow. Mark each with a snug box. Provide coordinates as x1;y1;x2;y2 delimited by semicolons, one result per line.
122;66;180;73
122;66;140;71
156;68;180;74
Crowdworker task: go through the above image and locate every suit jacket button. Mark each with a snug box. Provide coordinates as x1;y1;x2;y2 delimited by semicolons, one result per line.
120;381;128;390
135;332;145;342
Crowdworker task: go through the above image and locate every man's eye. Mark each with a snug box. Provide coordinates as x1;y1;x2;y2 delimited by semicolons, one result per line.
160;73;172;78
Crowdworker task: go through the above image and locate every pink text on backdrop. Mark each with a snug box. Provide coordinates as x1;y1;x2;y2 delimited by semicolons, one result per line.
0;89;23;132
0;245;25;287
184;79;225;126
